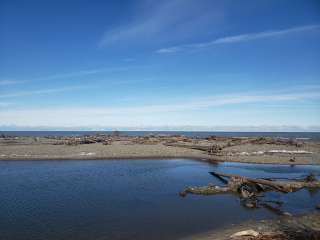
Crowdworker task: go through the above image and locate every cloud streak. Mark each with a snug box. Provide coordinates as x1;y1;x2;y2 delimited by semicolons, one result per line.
156;24;320;53
0;85;91;98
99;0;223;47
37;66;136;81
1;65;145;87
1;87;319;127
0;80;25;86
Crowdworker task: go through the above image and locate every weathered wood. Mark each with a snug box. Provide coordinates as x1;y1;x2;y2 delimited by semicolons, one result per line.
209;171;229;184
181;171;320;202
259;202;291;216
165;143;211;151
263;173;319;182
179;185;232;196
210;171;290;192
165;143;223;155
209;171;320;193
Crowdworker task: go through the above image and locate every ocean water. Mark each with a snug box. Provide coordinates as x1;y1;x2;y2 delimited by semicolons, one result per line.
1;131;320;141
0;159;319;240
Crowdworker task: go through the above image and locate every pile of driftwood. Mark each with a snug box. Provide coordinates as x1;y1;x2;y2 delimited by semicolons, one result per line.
53;135;110;146
248;137;303;147
180;171;320;215
165;143;223;154
129;134;193;145
205;136;304;148
131;136;162;145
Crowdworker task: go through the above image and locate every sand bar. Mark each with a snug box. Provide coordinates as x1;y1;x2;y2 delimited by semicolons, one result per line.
1;134;320;164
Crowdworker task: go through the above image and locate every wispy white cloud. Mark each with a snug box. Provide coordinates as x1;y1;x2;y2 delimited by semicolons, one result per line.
156;47;182;54
156;24;320;53
99;0;223;47
0;76;155;100
1;65;145;86
0;80;25;86
34;66;139;81
0;85;91;98
1;86;319;127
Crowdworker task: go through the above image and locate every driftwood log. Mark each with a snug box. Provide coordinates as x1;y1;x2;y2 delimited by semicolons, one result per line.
180;171;320;215
165;143;223;154
180;171;320;196
211;172;320;192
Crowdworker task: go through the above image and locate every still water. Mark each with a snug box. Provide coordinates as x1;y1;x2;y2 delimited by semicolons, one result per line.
2;131;320;141
0;159;319;240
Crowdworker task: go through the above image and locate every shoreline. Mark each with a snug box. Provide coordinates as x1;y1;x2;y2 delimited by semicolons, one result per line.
1;134;320;164
185;211;320;240
2;155;320;165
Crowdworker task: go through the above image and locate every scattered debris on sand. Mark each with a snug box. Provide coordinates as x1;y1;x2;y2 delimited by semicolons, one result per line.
79;152;96;156
1;133;319;164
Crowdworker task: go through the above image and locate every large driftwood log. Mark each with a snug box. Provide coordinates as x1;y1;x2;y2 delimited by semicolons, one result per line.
165;143;211;151
180;175;249;196
179;185;231;196
209;171;320;193
180;171;320;197
180;171;320;215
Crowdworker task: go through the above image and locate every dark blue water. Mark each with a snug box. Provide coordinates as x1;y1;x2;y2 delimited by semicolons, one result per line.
0;159;319;240
1;131;320;141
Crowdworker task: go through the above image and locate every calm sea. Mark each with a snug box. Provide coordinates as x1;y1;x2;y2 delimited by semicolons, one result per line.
1;131;320;141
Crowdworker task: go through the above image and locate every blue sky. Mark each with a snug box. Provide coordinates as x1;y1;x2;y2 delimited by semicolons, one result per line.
0;0;320;131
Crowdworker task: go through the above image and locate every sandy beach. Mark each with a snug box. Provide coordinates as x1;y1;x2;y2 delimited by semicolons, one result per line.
1;134;320;165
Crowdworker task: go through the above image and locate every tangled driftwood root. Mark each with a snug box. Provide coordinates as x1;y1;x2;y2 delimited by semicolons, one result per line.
180;171;320;215
181;172;320;195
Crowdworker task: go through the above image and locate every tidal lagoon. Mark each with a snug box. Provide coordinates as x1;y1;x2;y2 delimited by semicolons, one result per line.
1;159;319;240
